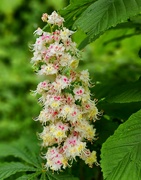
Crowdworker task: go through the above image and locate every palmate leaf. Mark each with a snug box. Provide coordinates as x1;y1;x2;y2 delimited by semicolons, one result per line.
16;171;41;180
60;0;96;28
0;162;36;180
46;171;79;180
0;143;40;168
95;78;141;103
95;78;141;119
104;78;141;103
40;173;47;180
73;0;141;48
101;109;141;180
99;101;141;120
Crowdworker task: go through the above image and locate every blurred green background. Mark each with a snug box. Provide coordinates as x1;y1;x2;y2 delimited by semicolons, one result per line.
1;0;141;146
0;0;69;141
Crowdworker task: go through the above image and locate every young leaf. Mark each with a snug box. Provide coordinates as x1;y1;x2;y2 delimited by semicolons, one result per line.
101;109;141;180
0;162;36;180
73;0;141;48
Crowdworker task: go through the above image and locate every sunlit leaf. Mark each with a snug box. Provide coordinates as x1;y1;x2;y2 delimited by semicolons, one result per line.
74;0;141;48
60;0;96;28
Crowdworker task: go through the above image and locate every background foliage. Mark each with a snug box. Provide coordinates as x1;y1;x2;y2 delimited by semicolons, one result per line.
0;0;141;179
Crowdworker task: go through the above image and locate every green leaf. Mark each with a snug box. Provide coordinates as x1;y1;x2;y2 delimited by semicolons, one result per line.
0;143;40;168
0;162;36;180
95;117;119;145
60;0;96;28
95;79;141;119
99;101;141;120
74;0;141;48
40;173;48;180
105;79;141;103
47;171;79;180
101;109;141;180
16;171;41;180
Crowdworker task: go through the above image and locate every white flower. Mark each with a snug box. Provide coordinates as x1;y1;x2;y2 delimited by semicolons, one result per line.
47;11;64;27
60;104;73;119
41;32;52;44
45;95;62;109
83;151;97;167
52;30;61;42
46;42;65;59
37;109;51;124
60;27;74;41
52;75;71;92
36;81;49;94
50;122;69;142
59;53;72;67
31;51;42;63
38;64;58;75
40;126;56;146
33;27;43;36
67;105;83;123
80;70;90;84
65;93;75;105
33;36;45;51
63;136;86;159
74;120;96;140
73;86;85;100
41;13;48;22
45;147;68;171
